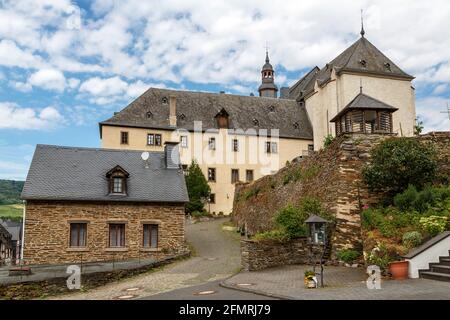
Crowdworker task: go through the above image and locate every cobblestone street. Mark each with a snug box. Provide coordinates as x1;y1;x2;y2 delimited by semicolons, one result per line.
222;265;450;300
55;218;241;300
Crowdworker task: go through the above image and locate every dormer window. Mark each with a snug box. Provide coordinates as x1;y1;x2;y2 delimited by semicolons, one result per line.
146;111;153;119
293;122;300;129
268;105;275;112
179;113;186;120
359;59;367;67
384;62;391;71
106;165;129;195
162;97;168;104
252;118;259;126
215;108;230;129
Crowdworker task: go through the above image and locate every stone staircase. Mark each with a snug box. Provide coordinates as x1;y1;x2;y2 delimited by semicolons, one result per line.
419;250;450;282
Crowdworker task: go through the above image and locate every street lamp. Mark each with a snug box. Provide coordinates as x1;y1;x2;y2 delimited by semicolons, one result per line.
305;214;329;287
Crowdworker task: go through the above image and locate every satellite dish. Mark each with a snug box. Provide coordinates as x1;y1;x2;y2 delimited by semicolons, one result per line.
141;152;150;161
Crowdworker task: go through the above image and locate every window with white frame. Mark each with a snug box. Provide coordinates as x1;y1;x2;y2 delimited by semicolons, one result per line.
180;136;188;148
208;137;216;150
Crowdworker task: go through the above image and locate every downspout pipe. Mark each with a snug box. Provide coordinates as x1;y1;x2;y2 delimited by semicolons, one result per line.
20;200;26;263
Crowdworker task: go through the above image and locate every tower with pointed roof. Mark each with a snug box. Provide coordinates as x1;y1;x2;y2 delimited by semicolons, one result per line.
258;50;278;98
287;18;416;150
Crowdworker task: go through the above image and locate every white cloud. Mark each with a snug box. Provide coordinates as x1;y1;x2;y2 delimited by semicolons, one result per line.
67;78;81;89
0;39;43;69
78;76;164;104
28;68;67;92
126;80;154;97
433;84;448;95
0;102;64;130
79;76;128;96
0;144;35;180
9;81;33;92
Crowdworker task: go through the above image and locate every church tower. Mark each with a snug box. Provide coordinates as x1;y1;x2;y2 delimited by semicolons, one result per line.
258;50;278;98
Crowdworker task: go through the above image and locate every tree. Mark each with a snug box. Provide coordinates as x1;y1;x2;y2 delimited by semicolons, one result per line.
184;160;211;214
414;117;424;135
362;138;437;194
323;134;334;148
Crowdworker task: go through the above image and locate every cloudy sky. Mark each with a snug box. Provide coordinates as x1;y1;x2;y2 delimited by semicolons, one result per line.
0;0;449;180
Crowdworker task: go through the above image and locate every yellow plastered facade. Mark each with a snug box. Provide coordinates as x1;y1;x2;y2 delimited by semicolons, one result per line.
101;125;313;214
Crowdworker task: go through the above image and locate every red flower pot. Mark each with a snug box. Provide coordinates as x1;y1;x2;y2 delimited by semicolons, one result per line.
389;261;409;280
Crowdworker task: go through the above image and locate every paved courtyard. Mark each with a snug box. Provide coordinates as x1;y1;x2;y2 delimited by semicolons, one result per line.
54;218;242;300
222;264;450;300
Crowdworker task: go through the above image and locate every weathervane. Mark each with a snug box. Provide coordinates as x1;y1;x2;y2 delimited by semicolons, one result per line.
440;102;450;120
360;9;365;37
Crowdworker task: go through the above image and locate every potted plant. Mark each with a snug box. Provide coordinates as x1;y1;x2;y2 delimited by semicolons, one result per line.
389;260;409;280
304;270;317;289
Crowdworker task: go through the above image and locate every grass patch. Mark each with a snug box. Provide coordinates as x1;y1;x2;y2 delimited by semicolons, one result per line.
0;204;23;221
283;165;320;185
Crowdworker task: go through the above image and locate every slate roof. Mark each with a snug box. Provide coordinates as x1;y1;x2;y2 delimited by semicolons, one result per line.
100;88;313;140
305;214;329;224
288;67;320;100
21;145;189;203
316;36;414;87
330;92;398;122
0;222;21;241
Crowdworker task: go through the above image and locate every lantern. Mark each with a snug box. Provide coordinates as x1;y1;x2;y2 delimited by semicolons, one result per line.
305;214;328;245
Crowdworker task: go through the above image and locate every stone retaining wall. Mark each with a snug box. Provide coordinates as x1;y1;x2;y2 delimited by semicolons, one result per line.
235;132;450;268
241;237;311;271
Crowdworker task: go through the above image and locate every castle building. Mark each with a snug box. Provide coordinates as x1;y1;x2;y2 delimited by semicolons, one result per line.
99;27;416;214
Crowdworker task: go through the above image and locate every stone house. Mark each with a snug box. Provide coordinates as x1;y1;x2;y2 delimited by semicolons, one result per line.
0;224;13;265
0;220;22;265
21;142;188;265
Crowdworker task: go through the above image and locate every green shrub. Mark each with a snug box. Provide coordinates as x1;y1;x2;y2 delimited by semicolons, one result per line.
253;229;290;242
299;197;334;222
274;204;308;238
255;197;333;241
336;249;361;263
361;208;384;230
242;187;260;200
362;138;437;194
323;134;334;148
282;165;320;185
394;185;418;211
366;242;395;272
419;216;448;237
402;231;423;249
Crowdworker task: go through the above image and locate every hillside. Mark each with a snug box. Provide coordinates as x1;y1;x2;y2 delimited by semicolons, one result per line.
0;179;24;205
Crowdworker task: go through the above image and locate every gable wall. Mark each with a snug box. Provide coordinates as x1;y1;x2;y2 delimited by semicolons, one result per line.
305;73;416;150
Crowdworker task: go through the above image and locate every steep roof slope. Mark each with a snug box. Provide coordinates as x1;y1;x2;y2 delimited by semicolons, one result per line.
21;145;188;203
288;66;320;100
316;36;414;86
100;88;313;140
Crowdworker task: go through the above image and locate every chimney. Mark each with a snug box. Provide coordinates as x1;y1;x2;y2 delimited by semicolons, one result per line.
164;141;180;169
169;96;177;127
